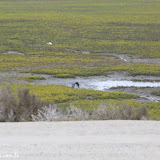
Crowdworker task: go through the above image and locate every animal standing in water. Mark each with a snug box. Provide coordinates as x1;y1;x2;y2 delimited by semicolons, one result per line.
72;82;80;88
75;82;79;88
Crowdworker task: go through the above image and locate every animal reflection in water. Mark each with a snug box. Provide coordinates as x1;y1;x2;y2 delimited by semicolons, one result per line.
72;82;80;88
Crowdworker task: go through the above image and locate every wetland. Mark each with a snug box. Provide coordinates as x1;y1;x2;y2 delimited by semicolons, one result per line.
1;0;160;120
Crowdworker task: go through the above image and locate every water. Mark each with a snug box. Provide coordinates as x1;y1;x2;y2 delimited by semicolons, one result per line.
91;80;160;90
31;76;160;90
2;51;24;55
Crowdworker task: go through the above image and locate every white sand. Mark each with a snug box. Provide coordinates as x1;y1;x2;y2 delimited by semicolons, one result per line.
0;120;160;160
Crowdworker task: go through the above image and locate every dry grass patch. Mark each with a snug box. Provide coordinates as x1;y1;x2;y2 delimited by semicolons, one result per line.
0;86;45;122
32;103;148;121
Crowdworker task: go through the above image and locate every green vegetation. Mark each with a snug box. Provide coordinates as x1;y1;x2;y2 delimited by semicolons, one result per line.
54;74;76;78
1;84;160;120
5;84;139;103
0;52;121;77
1;0;160;121
31;63;160;77
0;53;160;77
26;85;160;120
1;0;160;77
18;75;46;82
1;0;160;58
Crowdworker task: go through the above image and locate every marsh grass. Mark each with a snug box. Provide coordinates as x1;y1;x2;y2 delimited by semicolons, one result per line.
4;84;139;103
1;0;160;58
1;52;160;77
18;75;46;82
25;63;160;77
0;0;160;121
1;0;160;77
54;74;76;78
0;86;159;121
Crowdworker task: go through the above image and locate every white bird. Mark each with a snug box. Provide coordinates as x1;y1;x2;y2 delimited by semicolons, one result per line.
47;42;52;45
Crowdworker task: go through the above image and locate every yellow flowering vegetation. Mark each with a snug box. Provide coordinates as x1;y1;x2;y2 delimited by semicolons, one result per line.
2;83;160;120
1;0;160;58
6;84;138;103
0;53;160;77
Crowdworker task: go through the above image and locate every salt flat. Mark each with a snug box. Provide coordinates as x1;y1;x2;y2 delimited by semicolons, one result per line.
0;121;160;160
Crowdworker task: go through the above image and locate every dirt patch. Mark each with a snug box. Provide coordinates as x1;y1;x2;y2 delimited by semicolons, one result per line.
1;121;160;160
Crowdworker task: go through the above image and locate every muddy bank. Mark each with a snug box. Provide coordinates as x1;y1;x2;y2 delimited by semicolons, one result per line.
109;87;160;102
65;49;160;65
100;52;160;65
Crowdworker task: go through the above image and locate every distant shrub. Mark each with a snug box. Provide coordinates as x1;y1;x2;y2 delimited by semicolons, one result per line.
31;104;89;121
0;86;150;122
32;103;148;121
66;105;90;120
92;103;148;120
31;104;63;121
0;86;46;122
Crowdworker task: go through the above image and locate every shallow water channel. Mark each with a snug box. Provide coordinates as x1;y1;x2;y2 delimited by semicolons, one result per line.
1;71;160;102
31;76;160;90
31;75;160;102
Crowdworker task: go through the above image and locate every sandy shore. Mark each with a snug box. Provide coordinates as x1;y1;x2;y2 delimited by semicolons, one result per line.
0;120;160;160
